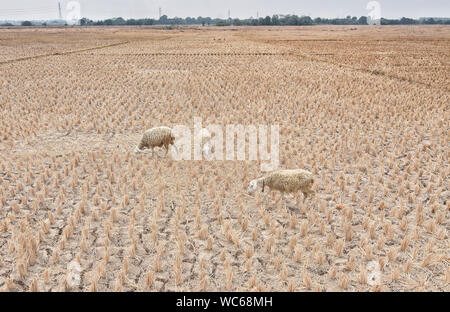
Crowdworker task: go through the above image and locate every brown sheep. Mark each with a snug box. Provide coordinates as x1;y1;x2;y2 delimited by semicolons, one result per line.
135;126;176;156
248;169;315;202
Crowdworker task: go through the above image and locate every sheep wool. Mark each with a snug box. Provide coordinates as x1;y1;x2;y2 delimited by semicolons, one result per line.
135;126;176;154
248;169;315;200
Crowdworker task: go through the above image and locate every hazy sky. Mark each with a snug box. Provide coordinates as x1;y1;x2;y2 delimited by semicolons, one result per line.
0;0;449;20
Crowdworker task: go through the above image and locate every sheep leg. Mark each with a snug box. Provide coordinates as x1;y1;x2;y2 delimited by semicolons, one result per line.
283;194;288;212
303;186;315;202
172;143;179;155
270;191;276;201
302;191;310;203
294;193;301;205
163;143;170;156
284;192;296;210
309;188;315;199
290;192;296;207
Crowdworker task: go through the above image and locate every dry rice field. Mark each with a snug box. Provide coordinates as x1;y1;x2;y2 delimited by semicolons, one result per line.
0;26;448;292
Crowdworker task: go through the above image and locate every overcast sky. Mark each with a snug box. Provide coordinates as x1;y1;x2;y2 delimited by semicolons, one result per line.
0;0;449;20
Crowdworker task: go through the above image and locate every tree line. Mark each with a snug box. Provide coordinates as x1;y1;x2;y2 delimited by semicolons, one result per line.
79;15;450;26
5;14;450;27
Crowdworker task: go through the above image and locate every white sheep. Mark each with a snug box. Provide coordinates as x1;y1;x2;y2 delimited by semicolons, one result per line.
248;169;315;202
135;126;177;156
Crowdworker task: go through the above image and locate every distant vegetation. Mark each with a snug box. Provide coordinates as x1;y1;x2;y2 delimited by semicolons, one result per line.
77;15;450;27
2;15;448;27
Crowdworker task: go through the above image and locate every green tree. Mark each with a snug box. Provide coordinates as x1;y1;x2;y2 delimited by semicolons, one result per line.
233;18;242;26
159;15;168;24
80;18;93;26
263;16;271;25
400;17;417;24
357;16;368;25
272;15;280;25
114;17;126;25
298;16;313;25
215;20;229;26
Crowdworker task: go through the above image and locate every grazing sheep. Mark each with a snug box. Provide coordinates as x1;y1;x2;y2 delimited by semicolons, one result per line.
248;169;315;202
135;126;176;156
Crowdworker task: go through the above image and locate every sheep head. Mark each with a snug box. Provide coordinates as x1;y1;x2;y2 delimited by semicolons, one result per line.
134;146;143;153
248;178;264;194
169;134;176;146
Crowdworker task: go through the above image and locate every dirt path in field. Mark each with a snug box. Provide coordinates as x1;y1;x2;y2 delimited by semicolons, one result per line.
235;28;450;92
0;41;131;66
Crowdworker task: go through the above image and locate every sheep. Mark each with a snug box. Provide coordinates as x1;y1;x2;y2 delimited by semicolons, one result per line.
247;169;315;202
135;126;177;156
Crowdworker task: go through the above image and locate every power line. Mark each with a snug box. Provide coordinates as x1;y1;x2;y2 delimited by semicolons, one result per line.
0;13;56;19
0;9;56;15
2;4;65;21
0;4;59;20
58;2;62;19
0;6;55;14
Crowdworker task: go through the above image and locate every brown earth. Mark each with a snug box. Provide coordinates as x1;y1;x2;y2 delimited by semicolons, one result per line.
0;26;448;292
